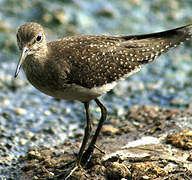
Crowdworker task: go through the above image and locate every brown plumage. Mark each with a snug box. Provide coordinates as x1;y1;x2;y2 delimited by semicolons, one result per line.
15;22;192;178
17;23;192;91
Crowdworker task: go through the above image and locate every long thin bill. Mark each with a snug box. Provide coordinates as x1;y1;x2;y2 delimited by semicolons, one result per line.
14;47;29;78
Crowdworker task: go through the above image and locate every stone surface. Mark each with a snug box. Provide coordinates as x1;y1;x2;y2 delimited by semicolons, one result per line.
6;105;192;180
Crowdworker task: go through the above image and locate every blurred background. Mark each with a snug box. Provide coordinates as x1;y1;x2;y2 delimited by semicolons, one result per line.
0;0;192;178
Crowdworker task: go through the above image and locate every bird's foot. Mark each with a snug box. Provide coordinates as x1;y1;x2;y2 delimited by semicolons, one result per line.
64;145;105;179
80;146;94;167
64;163;82;180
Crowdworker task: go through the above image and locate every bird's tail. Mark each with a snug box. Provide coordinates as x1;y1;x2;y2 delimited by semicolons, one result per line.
120;24;192;64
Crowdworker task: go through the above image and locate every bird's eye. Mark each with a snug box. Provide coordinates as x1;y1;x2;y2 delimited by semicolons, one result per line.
36;35;42;42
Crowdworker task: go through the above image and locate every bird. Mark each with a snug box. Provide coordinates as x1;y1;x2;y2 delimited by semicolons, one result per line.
15;22;192;178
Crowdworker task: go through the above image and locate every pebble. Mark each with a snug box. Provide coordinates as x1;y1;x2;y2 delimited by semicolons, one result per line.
105;162;131;179
143;105;159;112
101;125;119;135
2;99;10;106
14;78;26;88
164;163;177;173
117;107;125;116
65;107;71;113
42;13;53;23
5;143;12;149
129;105;139;113
19;138;28;146
50;106;59;113
187;154;192;161
142;175;150;179
54;10;68;24
109;118;120;125
170;98;185;106
0;21;9;32
15;108;27;115
74;129;84;138
24;130;34;139
166;129;192;149
6;155;14;162
43;110;51;116
28;150;41;159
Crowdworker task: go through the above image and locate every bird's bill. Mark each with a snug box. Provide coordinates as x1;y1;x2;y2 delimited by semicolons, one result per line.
14;47;29;78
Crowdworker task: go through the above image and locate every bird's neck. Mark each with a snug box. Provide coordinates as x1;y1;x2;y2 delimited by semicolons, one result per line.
22;45;49;77
33;44;48;61
22;50;48;92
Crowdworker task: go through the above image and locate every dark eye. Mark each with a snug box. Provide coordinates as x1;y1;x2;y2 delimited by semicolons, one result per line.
36;35;42;42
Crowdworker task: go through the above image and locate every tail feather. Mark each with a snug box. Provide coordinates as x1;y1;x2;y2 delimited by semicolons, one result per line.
122;24;192;41
119;24;192;64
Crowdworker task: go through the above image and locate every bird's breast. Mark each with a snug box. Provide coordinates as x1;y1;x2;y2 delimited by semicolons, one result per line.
22;57;59;96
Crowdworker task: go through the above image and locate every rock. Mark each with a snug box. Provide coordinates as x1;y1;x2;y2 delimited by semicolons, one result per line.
54;10;68;24
187;154;192;161
131;161;166;179
43;110;51;116
105;162;131;180
19;138;27;146
101;125;119;135
15;108;27;115
166;129;192;149
27;150;42;160
2;99;10;106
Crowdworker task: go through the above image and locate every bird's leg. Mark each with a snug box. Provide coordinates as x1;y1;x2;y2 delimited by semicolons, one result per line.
64;101;91;179
76;102;92;166
81;98;107;166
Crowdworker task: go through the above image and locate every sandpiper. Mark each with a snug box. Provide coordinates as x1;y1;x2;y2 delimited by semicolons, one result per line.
15;22;192;178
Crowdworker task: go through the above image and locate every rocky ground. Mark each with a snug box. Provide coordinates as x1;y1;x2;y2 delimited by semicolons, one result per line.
5;105;192;180
1;1;192;179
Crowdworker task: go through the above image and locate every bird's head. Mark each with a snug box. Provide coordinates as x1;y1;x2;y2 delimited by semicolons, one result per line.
15;22;46;77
